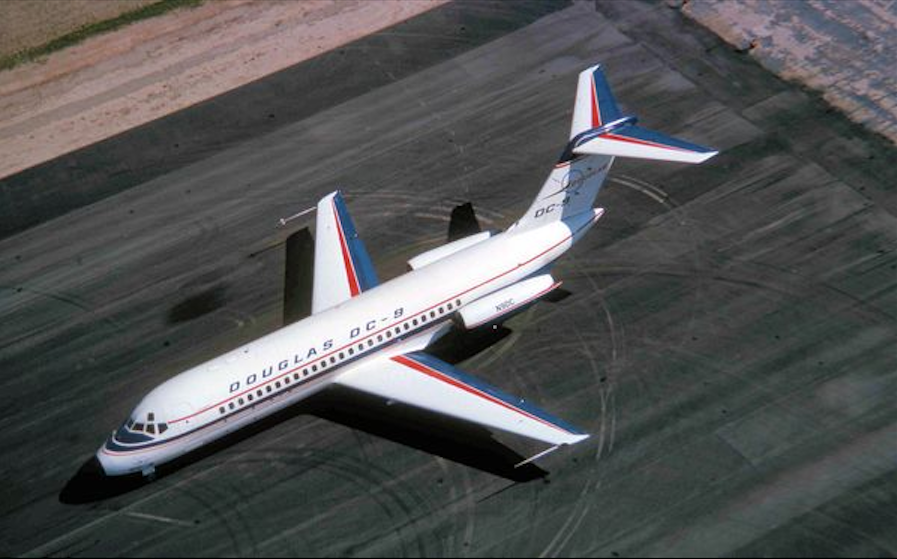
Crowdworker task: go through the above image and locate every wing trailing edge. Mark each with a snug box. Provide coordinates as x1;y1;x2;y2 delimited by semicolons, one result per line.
334;351;589;448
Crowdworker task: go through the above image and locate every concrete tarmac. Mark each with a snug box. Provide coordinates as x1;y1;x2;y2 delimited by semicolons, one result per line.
1;1;895;557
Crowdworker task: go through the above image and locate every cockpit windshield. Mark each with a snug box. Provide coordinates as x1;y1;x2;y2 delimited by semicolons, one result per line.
116;410;169;443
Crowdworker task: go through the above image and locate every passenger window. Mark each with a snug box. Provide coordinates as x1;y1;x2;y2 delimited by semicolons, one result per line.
358;344;364;352
348;348;354;356
404;323;410;331
312;364;318;372
285;376;290;384
329;356;336;364
228;403;235;410
248;394;254;402
394;327;401;335
430;311;436;318
257;390;263;397
386;330;392;338
339;352;345;360
219;407;225;415
238;398;245;405
367;340;374;347
266;386;272;393
377;335;383;342
275;382;281;389
294;373;300;381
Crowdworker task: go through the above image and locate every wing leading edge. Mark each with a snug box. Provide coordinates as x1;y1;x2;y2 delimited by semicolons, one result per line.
334;351;589;448
312;191;379;313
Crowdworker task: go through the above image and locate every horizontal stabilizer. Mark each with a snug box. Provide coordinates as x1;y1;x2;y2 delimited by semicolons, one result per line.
573;124;718;164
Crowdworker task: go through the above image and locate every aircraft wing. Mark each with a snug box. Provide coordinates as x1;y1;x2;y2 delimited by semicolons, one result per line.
312;192;380;313
333;351;589;447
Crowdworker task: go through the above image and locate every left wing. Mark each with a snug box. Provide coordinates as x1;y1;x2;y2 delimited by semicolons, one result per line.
312;192;380;313
333;351;589;448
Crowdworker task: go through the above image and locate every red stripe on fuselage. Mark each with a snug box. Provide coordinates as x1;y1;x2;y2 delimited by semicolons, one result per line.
168;212;602;426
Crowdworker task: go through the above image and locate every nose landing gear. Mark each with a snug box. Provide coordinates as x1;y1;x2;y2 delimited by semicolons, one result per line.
141;464;157;481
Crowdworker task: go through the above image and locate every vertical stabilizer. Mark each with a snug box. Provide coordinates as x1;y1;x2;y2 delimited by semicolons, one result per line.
512;65;717;233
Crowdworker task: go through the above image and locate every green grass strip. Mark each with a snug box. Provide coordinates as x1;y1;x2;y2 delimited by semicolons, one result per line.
0;0;203;72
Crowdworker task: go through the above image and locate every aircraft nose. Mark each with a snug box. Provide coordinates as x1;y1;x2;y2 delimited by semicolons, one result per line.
95;446;123;477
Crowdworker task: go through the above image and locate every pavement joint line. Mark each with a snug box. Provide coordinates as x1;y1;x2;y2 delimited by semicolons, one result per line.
124;511;195;528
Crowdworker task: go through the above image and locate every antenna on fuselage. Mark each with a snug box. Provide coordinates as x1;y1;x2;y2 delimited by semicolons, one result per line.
278;206;316;227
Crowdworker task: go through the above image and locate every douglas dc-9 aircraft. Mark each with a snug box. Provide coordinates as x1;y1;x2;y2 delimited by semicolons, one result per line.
97;65;717;478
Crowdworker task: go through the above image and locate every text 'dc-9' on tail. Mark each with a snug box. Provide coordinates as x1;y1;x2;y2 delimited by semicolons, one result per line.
513;64;718;232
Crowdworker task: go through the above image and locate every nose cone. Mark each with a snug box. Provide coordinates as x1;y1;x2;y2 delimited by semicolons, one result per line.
95;441;137;477
95;447;113;476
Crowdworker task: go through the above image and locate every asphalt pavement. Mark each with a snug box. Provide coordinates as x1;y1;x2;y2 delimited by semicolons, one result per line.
1;1;895;556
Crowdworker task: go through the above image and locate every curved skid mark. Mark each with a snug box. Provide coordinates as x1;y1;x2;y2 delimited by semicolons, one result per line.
228;448;434;557
174;480;255;556
538;479;596;558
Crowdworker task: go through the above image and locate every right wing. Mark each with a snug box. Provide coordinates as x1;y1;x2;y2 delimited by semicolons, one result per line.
333;351;589;448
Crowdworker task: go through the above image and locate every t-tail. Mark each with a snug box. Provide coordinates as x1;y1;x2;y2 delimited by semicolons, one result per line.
511;64;717;232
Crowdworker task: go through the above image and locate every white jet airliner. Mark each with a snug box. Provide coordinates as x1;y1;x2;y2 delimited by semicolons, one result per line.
97;65;717;477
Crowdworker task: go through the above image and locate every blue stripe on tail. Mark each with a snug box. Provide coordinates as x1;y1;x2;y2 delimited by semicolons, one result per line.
333;192;380;291
592;66;622;124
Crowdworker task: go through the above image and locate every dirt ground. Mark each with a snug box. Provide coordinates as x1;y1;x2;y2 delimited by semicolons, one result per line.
680;0;897;145
0;0;447;180
0;0;158;59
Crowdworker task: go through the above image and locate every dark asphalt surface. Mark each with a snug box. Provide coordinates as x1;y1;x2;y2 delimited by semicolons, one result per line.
1;1;895;557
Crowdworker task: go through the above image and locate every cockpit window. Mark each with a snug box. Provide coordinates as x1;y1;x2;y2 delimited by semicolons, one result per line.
146;424;156;435
159;424;169;435
133;423;145;432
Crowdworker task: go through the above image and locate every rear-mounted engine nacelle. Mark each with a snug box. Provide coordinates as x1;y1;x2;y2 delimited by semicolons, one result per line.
408;231;495;271
458;274;558;330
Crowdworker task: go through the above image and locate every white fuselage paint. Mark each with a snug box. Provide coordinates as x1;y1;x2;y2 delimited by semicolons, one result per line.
97;209;602;476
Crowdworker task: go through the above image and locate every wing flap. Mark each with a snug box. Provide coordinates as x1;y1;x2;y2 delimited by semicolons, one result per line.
334;352;588;447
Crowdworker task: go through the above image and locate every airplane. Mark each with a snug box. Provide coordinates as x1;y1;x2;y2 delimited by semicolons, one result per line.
96;64;717;478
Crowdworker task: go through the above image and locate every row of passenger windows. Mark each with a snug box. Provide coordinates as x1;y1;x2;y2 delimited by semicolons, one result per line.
217;299;463;417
